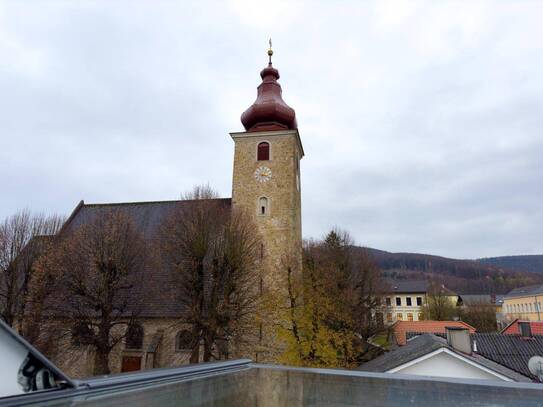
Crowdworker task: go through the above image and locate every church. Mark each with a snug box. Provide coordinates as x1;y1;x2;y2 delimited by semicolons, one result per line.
51;47;304;377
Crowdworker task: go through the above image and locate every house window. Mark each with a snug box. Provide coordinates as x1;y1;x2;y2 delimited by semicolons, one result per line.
386;313;392;322
258;197;269;216
257;142;270;161
519;322;532;337
406;297;412;306
396;297;401;306
176;330;193;351
125;323;144;350
385;297;391;306
397;313;403;321
418;313;423;320
416;297;422;306
407;313;414;321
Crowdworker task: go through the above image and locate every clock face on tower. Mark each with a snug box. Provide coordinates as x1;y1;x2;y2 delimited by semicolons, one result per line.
254;166;272;183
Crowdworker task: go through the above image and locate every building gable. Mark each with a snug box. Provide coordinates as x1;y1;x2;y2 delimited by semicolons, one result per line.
388;348;514;381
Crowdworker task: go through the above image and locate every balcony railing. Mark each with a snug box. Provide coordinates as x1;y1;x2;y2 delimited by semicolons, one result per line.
3;359;543;406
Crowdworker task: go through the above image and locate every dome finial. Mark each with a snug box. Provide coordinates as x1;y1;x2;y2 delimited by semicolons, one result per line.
240;43;297;132
267;38;273;65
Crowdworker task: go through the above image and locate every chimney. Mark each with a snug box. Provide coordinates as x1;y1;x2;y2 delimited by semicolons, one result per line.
446;327;471;354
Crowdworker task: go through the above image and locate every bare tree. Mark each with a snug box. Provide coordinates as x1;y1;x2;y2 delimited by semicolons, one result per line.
34;210;147;375
422;281;458;321
353;249;385;341
459;302;497;332
0;210;63;329
160;186;261;362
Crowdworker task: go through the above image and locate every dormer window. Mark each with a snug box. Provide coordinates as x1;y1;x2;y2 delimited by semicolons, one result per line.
257;142;270;161
519;322;532;337
259;197;269;216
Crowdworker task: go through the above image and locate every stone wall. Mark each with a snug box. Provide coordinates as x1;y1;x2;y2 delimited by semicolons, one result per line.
231;129;303;361
51;318;194;378
231;129;303;282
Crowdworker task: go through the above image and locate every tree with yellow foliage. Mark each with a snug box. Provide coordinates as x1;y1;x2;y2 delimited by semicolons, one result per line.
276;229;385;368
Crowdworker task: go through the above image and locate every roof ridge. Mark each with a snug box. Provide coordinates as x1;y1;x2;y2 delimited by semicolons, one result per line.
84;197;232;207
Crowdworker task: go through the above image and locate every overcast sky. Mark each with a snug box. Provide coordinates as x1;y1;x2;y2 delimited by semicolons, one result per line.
1;1;542;259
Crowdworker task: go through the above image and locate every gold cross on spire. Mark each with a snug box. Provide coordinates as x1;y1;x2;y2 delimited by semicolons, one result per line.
267;38;273;64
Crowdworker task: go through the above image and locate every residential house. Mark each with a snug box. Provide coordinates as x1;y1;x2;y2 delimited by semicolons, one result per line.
500;319;543;336
382;280;458;324
503;284;543;322
361;326;543;382
359;328;529;381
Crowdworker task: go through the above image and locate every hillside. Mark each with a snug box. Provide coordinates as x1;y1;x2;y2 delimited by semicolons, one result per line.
477;255;543;275
356;248;543;295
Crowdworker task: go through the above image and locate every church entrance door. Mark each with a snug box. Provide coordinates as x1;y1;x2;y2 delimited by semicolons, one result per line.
121;356;141;372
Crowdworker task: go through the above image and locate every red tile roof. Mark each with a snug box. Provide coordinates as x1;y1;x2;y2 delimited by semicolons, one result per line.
501;319;543;336
392;320;476;346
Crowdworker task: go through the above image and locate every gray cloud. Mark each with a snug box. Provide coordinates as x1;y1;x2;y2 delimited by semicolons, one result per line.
1;1;542;258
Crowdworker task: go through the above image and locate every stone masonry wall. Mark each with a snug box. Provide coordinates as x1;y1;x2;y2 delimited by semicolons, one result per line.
231;129;303;361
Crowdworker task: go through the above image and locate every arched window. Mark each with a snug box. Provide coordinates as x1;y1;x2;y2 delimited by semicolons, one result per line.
125;323;144;349
257;142;270;161
258;197;269;216
176;330;193;351
71;322;93;347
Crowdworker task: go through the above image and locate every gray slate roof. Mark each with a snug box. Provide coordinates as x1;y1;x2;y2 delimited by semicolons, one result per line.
360;334;444;372
473;333;543;381
383;280;428;293
359;334;531;382
61;198;232;318
505;284;543;299
459;294;492;305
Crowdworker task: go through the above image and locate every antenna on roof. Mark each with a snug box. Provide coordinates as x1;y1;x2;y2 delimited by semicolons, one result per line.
528;356;543;382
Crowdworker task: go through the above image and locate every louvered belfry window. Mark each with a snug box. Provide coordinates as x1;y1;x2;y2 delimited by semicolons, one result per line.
257;142;270;161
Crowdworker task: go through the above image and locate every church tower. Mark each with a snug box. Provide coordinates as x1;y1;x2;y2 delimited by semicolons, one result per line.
231;46;303;290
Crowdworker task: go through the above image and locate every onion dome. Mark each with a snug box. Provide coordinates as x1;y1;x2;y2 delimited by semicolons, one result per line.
241;43;297;132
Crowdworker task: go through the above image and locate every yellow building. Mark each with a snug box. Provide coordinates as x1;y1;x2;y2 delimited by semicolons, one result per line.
502;285;543;322
383;280;458;324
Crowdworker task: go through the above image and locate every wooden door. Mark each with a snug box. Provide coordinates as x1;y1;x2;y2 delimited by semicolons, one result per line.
121;356;141;372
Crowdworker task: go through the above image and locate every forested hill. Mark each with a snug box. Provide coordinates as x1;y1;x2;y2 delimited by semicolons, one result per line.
356;248;543;295
477;255;543;275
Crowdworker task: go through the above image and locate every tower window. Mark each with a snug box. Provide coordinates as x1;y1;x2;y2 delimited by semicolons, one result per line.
259;197;269;216
257;142;270;161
